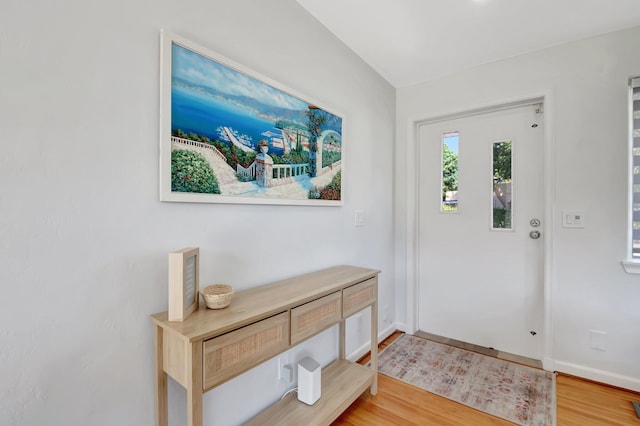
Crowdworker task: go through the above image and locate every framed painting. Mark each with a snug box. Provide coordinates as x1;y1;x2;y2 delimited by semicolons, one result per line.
159;31;344;206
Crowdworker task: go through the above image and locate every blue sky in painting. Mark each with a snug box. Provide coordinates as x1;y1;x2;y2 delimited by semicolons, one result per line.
172;43;309;112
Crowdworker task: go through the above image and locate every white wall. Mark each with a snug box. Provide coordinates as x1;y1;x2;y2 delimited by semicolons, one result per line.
396;26;640;391
0;1;395;425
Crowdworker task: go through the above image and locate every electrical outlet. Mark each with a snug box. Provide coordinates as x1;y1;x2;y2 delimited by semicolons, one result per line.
277;354;289;380
281;365;293;382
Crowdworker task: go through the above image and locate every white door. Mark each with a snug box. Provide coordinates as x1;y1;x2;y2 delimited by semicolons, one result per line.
418;104;544;360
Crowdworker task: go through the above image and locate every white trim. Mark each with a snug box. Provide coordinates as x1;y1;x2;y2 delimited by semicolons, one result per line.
414;98;545;127
543;356;555;372
625;78;639;269
621;260;640;274
404;118;420;335
542;91;556;373
395;322;409;333
404;91;556;369
555;360;640;393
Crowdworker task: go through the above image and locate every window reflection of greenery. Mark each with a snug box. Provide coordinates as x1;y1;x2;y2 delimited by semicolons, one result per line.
493;141;511;183
442;143;458;200
493;141;512;229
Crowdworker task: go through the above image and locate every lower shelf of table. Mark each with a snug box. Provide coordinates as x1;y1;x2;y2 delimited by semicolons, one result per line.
244;359;374;426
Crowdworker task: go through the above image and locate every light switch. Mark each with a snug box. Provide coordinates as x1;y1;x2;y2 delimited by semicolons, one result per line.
354;209;365;227
562;210;584;228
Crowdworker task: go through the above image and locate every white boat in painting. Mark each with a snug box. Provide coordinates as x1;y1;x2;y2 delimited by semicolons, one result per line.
221;126;255;153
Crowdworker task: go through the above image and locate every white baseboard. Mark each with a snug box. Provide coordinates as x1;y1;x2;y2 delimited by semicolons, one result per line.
378;323;397;343
395;322;410;333
347;323;398;362
555;360;640;393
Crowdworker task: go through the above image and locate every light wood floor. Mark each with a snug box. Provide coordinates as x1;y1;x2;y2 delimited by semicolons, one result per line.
333;332;640;425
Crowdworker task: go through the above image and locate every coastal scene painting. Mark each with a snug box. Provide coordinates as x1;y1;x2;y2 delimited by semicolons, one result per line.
159;32;343;205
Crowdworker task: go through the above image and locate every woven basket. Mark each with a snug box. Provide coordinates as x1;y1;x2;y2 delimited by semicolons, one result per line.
201;284;234;309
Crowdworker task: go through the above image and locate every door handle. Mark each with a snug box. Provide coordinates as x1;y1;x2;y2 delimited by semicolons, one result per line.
529;230;541;239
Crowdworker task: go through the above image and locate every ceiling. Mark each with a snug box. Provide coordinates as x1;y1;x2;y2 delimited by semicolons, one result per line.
297;0;640;88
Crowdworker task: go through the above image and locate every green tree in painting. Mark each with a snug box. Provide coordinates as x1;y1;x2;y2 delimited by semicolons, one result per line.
306;105;326;177
171;150;220;194
442;143;458;200
295;130;303;154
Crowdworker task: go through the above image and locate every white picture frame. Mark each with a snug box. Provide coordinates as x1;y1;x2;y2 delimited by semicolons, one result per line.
168;247;199;321
159;31;344;206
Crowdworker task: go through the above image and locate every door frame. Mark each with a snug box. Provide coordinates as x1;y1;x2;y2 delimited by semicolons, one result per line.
403;92;555;371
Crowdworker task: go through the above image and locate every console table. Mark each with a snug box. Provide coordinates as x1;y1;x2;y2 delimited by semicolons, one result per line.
150;265;380;426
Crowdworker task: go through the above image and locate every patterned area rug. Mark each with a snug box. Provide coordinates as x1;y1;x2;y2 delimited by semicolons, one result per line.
376;334;555;425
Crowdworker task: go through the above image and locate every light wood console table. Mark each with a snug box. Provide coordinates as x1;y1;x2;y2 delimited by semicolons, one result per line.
150;265;380;426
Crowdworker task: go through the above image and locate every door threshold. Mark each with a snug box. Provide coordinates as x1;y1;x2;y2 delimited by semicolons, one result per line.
414;330;543;369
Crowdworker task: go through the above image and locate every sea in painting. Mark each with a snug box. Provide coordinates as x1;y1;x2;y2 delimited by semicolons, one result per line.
169;42;343;201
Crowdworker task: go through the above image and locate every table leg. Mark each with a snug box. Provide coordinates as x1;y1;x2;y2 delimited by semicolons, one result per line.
339;319;346;359
187;341;203;426
155;325;168;426
370;300;378;396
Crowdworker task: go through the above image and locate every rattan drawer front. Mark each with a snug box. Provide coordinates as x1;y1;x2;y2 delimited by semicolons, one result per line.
203;312;289;390
343;278;376;317
291;291;342;345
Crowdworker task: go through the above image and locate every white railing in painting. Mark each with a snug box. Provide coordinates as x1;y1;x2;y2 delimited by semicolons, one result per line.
172;135;341;189
171;136;227;162
237;162;257;179
272;163;309;183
